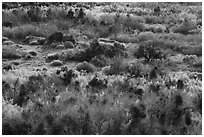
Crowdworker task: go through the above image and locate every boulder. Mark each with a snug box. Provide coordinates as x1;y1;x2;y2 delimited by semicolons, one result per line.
25;35;46;45
29;39;39;45
29;50;38;56
50;60;63;66
3;40;14;45
64;41;74;49
36;37;46;45
63;34;76;44
2;37;9;42
76;61;96;73
46;52;60;62
56;44;65;49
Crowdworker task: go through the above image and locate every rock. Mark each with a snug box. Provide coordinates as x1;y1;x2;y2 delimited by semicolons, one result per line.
36;37;46;45
29;51;37;56
50;60;63;66
24;35;34;43
12;61;20;66
50;43;59;48
64;41;74;49
25;54;33;60
63;34;76;44
46;52;60;62
2;37;9;42
3;64;13;71
25;35;46;45
3;40;14;45
56;44;65;49
29;39;39;45
76;61;96;73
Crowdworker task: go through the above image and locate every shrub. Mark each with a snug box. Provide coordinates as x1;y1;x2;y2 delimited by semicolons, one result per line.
144;15;163;24
135;42;164;62
90;55;109;67
3;24;45;40
109;33;139;43
127;61;152;78
172;18;197;35
107;57;128;75
2;46;23;59
48;31;64;43
137;31;155;42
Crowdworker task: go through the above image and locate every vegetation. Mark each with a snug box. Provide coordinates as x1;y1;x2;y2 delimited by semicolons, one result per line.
2;2;202;135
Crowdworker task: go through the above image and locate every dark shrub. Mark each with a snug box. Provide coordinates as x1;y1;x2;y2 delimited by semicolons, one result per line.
88;75;108;89
63;34;76;44
90;55;109;67
135;42;163;62
2;123;13;135
177;79;184;89
174;95;183;107
48;31;64;43
3;21;13;27
60;69;75;86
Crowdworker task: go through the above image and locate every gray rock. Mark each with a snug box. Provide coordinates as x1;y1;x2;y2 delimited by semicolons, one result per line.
2;37;9;42
50;60;63;66
3;40;14;45
46;52;60;62
29;39;39;45
56;44;65;49
64;41;74;49
36;37;46;45
29;50;38;56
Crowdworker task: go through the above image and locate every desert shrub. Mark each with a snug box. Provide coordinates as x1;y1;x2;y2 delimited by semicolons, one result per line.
88;75;108;89
137;31;155;42
2;50;22;59
172;18;197;35
182;55;197;64
135;42;164;62
145;38;181;51
2;45;25;59
3;24;45;40
127;61;152;78
90;55;109;67
76;61;96;73
192;57;202;68
107;57;128;75
110;33;139;43
181;46;202;56
144;15;163;24
48;31;64;43
123;19;145;31
144;24;166;33
37;22;59;38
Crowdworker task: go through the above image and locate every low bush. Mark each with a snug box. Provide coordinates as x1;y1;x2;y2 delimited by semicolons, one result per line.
135;42;164;62
107;57;128;75
90;55;109;67
172;18;197;35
